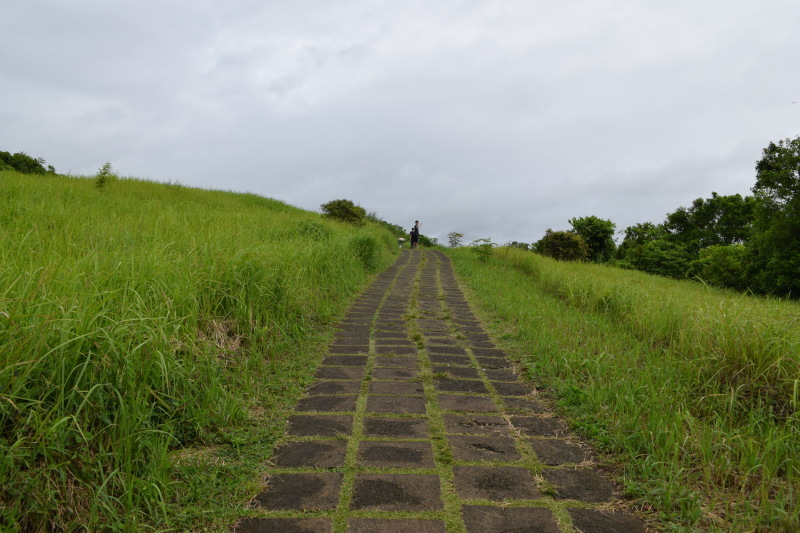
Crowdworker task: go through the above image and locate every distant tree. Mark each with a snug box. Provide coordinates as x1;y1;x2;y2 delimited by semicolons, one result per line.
689;244;748;291
534;229;589;261
447;232;464;248
633;240;691;279
320;199;367;225
470;238;495;262
663;192;756;254
568;216;616;262
616;222;667;265
746;136;800;296
419;235;437;247
506;241;531;251
0;150;55;174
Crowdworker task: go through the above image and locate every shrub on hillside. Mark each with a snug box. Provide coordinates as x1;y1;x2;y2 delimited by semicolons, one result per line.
0;150;55;174
534;229;589;261
632;240;691;279
689;244;748;290
321;199;366;225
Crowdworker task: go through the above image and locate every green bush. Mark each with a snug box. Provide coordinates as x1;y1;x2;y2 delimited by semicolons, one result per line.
534;229;589;261
689;244;748;290
320;198;366;225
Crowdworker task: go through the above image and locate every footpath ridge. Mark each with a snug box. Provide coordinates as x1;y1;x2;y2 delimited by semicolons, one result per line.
234;249;646;533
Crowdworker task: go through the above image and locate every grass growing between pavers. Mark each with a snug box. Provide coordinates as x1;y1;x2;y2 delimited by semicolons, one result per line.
446;246;800;532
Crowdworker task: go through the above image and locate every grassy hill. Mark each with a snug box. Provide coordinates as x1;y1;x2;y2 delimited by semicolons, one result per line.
447;246;799;532
0;171;399;531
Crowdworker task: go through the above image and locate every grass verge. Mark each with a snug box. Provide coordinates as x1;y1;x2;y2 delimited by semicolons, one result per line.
445;246;799;532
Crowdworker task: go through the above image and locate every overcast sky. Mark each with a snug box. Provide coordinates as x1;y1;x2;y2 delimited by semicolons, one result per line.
2;1;799;245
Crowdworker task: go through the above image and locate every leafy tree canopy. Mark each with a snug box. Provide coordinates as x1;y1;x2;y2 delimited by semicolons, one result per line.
0;150;55;174
320;199;367;225
568;215;616;262
663;192;755;253
747;136;800;296
534;229;589;262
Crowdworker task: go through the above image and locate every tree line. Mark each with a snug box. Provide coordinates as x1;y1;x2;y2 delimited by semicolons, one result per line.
517;136;800;298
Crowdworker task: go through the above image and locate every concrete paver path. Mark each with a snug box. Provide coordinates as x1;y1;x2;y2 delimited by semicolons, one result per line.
234;250;646;533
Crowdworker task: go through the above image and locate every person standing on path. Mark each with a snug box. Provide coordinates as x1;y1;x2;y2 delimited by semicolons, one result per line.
410;221;421;249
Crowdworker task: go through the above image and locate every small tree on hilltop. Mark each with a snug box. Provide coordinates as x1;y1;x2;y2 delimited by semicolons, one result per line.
534;229;589;261
320;199;367;225
447;232;464;247
569;215;616;262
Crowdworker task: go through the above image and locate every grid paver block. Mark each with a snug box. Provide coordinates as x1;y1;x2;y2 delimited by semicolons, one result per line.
542;468;616;502
567;508;647;533
286;415;353;437
350;474;443;511
272;439;348;468
347;518;445;533
357;441;436;468
461;506;560;533
253;473;342;510
453;466;539;501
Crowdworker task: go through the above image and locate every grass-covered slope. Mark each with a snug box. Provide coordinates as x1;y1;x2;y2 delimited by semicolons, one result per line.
0;171;398;531
447;246;799;532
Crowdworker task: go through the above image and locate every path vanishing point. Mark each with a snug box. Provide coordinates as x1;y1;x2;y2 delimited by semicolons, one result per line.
233;250;647;533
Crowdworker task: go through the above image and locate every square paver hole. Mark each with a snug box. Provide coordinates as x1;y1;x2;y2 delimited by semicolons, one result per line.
363;417;429;438
433;379;488;394
357;441;435;468
491;382;530;396
253;472;342;510
502;397;546;414
366;395;427;414
433;366;479;379
372;367;420;380
315;367;365;380
234;517;331;533
541;468;616;502
296;395;358;413
461;506;559;533
351;474;443;511
453;466;538;501
322;355;368;366
374;356;419;368
448;434;521;462
286;415;353;437
347;518;445;533
429;354;472;366
443;414;510;436
272;440;348;468
567;509;646;533
437;394;498;413
529;439;589;465
369;381;425;395
510;416;568;437
306;380;362;396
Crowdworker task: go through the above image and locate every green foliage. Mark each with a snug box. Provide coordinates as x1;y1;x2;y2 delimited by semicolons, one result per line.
0;150;55;174
297;219;333;241
689;244;748;291
569;215;616;262
447;231;464;248
663;192;755;254
505;240;531;251
350;233;381;271
94;161;117;189
320;198;367;225
0;173;397;530
631;239;691;279
469;237;495;262
534;229;589;261
747;136;800;297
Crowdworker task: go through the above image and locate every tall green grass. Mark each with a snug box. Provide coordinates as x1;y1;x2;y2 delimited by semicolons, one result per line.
447;246;799;532
0;171;397;531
